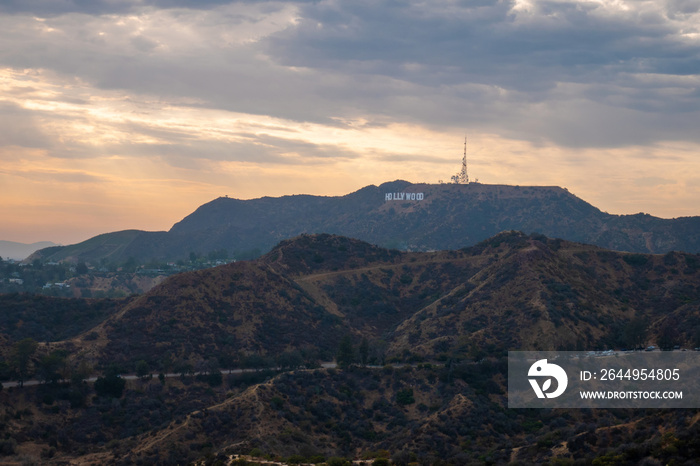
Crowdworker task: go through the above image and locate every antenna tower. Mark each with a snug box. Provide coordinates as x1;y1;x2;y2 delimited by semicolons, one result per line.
449;136;470;184
461;136;469;184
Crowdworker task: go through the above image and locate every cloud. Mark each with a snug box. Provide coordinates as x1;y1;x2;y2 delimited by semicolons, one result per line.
0;0;246;16
262;0;700;146
108;133;362;168
0;102;51;148
0;167;106;184
2;0;698;150
1;0;700;244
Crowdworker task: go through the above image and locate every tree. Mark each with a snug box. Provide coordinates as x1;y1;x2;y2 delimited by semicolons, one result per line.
359;337;369;366
277;350;303;370
38;351;67;384
76;262;89;274
136;360;150;380
0;359;11;381
206;371;223;387
391;451;413;466
71;361;94;386
94;364;126;397
326;458;351;466
657;320;679;350
396;388;415;405
12;338;38;387
122;257;138;273
622;317;648;349
95;373;126;398
336;335;355;369
204;356;220;375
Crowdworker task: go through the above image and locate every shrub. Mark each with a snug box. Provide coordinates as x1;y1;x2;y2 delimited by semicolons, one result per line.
327;458;351;466
248;448;264;458
94;374;126;398
396;388;415;405
270;396;284;409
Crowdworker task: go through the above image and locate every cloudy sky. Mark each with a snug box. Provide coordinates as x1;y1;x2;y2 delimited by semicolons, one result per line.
1;0;699;244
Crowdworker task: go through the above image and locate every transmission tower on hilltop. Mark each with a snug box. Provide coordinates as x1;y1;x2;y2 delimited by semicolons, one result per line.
450;136;469;184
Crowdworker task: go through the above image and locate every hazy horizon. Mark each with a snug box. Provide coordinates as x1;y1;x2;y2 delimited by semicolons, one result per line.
2;0;699;244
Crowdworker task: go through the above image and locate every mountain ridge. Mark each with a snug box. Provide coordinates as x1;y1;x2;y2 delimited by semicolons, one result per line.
28;181;700;265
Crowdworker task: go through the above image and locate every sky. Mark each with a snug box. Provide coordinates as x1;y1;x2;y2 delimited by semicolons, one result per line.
1;0;699;245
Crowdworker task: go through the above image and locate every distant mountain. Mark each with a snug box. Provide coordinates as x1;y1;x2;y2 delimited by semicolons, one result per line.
0;240;57;261
30;181;700;265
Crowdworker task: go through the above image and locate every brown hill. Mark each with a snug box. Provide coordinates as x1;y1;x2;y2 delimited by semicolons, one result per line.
388;233;700;356
3;232;700;465
76;259;351;370
99;365;700;465
61;232;700;374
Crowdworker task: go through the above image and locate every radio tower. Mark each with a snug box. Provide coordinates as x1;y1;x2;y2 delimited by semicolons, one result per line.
460;136;469;184
448;136;470;184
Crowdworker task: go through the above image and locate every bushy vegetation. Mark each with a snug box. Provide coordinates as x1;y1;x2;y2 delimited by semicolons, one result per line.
1;232;700;464
0;293;125;343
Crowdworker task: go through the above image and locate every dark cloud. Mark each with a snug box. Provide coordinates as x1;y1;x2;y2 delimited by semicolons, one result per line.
259;0;700;146
1;0;699;150
666;0;700;18
266;0;691;89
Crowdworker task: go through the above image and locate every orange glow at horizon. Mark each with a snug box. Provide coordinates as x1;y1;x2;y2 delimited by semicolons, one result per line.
1;67;699;245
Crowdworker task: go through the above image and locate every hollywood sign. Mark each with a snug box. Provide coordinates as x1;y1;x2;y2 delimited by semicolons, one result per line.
385;192;424;201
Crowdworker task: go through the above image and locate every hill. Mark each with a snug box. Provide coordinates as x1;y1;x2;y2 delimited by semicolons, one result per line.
117;366;700;465
1;232;700;464
53;232;700;373
0;293;127;344
29;181;700;266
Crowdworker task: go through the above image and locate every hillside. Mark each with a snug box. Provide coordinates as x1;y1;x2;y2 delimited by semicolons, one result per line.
1;232;700;464
0;293;127;344
74;259;352;371
51;232;700;374
29;181;700;266
116;366;700;466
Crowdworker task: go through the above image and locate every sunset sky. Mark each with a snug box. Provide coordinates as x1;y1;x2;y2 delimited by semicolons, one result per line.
1;0;699;245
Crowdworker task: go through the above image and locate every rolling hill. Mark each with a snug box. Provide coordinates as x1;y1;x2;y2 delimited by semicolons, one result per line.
55;232;700;372
28;181;700;266
2;232;700;464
